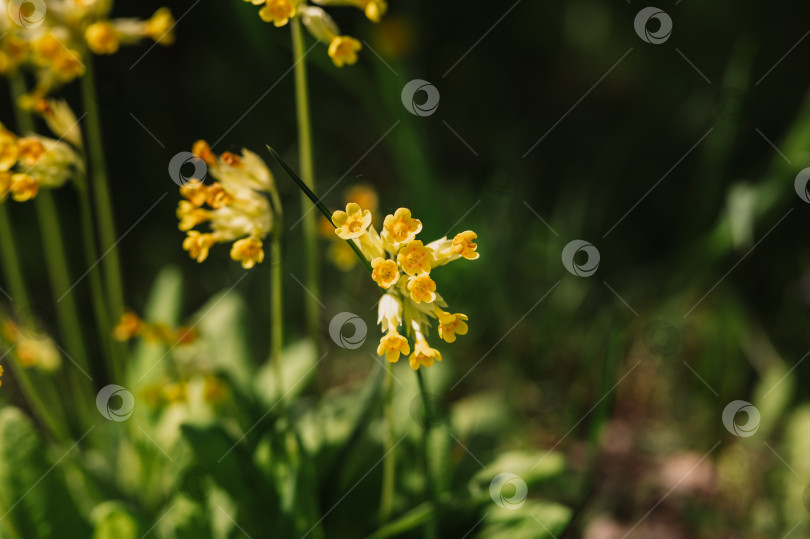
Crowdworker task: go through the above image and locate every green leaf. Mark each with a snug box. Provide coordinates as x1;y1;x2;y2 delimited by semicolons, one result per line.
180;422;280;536
0;407;91;538
91;501;141;539
480;501;571;539
254;339;318;406
192;291;253;393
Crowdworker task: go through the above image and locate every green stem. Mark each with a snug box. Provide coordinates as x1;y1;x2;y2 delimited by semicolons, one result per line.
379;361;396;522
270;225;284;406
8;76;95;430
80;55;125;322
290;18;320;344
415;369;437;539
0;206;29;308
76;170;121;383
2;349;68;442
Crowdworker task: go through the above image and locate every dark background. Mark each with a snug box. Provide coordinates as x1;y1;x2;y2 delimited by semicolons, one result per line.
3;1;810;536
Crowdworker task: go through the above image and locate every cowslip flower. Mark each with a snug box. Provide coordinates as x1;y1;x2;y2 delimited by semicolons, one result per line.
0;1;174;102
322;184;380;272
241;0;384;67
113;311;198;345
176;141;276;269
331;204;479;370
0;123;81;203
0;319;61;372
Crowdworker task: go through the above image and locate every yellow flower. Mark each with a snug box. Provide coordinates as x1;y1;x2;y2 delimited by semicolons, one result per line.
183;231;216;263
362;0;387;22
328;36;362;67
193;139;217;166
145;8;176;45
409;338;442;370
230;237;265;269
205;183;233;209
407;274;436;304
0;133;18;171
85;22;120;54
176;200;210;231
371;257;400;289
180;179;208;207
437;311;468;343
16;138;46;167
53;50;86;81
113;312;142;341
383;207;422;245
377;329;410;363
396;240;433;275
0;364;3;388
332;202;372;239
452;231;479;260
10;173;38;202
259;0;297;26
31;34;61;66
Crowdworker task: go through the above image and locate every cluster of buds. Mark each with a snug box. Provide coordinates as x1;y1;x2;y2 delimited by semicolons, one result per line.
0;318;62;373
176;141;277;269
0;0;175;101
241;0;387;67
331;203;479;370
113;311;197;346
0;121;82;202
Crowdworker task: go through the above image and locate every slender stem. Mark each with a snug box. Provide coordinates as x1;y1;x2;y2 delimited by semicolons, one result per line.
415;369;438;539
270;227;284;405
2;348;68;442
290;18;320;344
80;54;125;322
8;76;95;430
0;206;29;308
76;169;120;382
379;361;396;521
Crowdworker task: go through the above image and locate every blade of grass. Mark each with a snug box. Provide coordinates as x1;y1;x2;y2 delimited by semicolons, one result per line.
266;146;373;273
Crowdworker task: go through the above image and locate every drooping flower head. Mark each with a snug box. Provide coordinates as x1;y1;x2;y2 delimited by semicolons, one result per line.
0;123;81;203
0;1;176;102
176;140;277;269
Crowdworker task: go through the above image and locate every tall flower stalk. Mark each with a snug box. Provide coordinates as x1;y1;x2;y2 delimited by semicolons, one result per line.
240;0;385;344
290;17;320;344
8;75;97;429
269;147;478;536
80;56;125;324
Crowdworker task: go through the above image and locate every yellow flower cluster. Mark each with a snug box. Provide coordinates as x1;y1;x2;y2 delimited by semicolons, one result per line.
0;319;61;372
141;374;228;408
0;121;81;203
331;203;479;370
0;0;175;101
241;0;387;67
113;311;197;346
176;141;276;269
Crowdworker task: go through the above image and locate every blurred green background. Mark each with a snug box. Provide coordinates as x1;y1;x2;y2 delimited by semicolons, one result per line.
3;0;810;537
